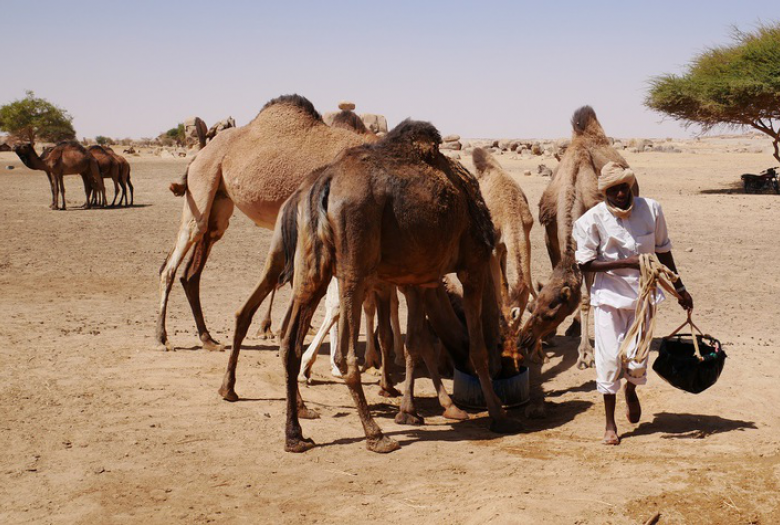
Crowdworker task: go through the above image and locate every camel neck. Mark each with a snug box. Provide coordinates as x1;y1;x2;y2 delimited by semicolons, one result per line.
17;147;47;171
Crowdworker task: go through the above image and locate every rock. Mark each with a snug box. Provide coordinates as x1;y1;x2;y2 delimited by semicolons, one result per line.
443;134;460;143
442;151;460;160
360;113;388;134
6;165;14;170
685;247;694;253
537;164;553;177
523;170;532;176
338;101;356;111
498;139;512;151
440;141;462;151
462;147;473;155
613;141;625;150
531;143;543;155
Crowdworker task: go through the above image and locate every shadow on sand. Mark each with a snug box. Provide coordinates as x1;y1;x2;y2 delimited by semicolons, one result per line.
621;411;757;440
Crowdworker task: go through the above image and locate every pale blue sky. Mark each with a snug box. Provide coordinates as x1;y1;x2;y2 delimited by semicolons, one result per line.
2;1;777;139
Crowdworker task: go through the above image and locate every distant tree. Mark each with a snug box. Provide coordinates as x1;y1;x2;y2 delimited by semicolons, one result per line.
646;23;780;163
0;90;76;145
95;135;113;146
159;123;185;146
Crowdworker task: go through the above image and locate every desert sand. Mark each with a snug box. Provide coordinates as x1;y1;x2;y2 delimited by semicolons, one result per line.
1;136;778;524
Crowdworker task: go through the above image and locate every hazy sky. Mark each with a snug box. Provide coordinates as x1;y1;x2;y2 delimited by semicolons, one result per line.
2;1;777;139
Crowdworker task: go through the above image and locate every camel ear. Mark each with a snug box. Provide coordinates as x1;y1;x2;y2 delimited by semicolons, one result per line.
561;286;571;301
536;281;545;292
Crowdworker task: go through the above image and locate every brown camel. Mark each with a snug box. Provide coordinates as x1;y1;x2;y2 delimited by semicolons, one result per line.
518;106;631;414
104;147;134;206
471;147;537;317
223;119;523;453
157;95;377;352
87;145;123;207
13;141;104;210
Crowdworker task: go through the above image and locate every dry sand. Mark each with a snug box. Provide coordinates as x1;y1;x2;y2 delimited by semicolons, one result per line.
1;137;779;524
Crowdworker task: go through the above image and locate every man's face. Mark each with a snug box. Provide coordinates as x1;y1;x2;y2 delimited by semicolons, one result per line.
605;183;631;209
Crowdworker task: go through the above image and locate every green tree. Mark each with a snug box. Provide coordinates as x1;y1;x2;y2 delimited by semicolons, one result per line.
0;90;76;145
95;135;113;146
160;123;185;146
646;23;780;162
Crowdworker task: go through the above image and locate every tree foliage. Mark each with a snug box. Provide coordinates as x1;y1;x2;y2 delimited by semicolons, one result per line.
95;135;114;146
646;23;780;162
0;90;76;145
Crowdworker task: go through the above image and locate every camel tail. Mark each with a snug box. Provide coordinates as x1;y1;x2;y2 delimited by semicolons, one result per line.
278;191;302;286
308;173;335;278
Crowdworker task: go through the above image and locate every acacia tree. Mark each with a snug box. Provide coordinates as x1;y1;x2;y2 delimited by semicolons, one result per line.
0;91;76;145
646;23;780;163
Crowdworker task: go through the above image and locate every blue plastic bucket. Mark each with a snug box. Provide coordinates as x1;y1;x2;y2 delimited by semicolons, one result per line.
452;366;530;409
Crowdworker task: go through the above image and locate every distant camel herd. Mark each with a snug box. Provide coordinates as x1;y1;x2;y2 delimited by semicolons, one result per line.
156;95;627;453
13;142;133;210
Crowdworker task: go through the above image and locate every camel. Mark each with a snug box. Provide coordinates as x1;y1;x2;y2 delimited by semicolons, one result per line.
157;94;377;352
13;141;104;210
104;147;134;206
87;145;123;207
518;106;632;410
223;119;524;453
471;147;537;317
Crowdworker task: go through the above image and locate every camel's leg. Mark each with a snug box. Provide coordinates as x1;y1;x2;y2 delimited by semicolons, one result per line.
361;292;380;372
56;172;66;210
337;278;398;453
79;174;93;210
299;279;341;382
395;288;425;425
127;176;134;206
46;171;58;210
89;160;105;208
180;193;234;351
218;231;286;401
389;287;406;367
156;158;223;351
458;269;522;434
256;287;277;339
373;288;399;398
118;177;128;207
576;272;595;369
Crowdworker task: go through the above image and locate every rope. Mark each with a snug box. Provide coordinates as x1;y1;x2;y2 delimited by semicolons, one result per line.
619;253;681;375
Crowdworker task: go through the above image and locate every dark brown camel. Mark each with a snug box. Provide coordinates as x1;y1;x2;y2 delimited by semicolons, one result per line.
87;145;122;207
13;141;104;210
222;120;523;454
105;147;134;206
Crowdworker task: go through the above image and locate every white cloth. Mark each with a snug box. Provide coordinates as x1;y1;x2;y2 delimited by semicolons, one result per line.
573;197;672;310
594;305;648;394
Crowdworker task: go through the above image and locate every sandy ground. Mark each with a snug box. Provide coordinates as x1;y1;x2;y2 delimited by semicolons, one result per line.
1;137;779;525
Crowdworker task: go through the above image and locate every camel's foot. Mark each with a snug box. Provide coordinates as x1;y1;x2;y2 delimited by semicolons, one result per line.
362;366;382;377
156;334;174;352
377;386;401;398
489;417;525;434
297;371;311;384
395;411;424;426
201;335;225;352
565;320;581;338
366;436;400;453
361;358;381;374
218;385;238;402
298;407;320;420
442;405;470;421
524;401;547;419
256;320;275;340
285;437;316;453
330;367;343;379
576;351;594;370
49;203;58;210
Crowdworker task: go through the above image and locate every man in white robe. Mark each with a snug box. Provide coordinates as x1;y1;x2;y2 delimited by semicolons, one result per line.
573;162;693;445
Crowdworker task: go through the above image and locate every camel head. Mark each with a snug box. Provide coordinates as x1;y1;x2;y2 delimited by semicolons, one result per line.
570;105;629;176
13;143;38;167
518;258;582;360
500;306;524;362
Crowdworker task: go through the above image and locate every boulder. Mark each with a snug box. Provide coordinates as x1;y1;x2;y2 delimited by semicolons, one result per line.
523;169;532;176
443;134;461;143
498;139;512;151
537;164;553;177
338;101;356;111
440;141;462;151
442;150;460;160
360;113;388;134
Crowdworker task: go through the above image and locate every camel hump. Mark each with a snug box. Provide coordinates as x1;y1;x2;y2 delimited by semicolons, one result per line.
259;94;322;122
471;147;499;176
571;105;598;135
382;119;441;158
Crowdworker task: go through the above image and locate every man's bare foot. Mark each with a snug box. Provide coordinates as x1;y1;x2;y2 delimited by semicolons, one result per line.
624;384;641;424
602;429;620;445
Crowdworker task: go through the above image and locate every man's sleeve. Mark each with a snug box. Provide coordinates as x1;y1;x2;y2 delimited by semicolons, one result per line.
573;215;599;264
654;201;673;253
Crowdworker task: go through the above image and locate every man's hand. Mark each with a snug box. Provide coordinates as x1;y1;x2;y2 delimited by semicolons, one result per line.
621;254;641;270
677;289;694;311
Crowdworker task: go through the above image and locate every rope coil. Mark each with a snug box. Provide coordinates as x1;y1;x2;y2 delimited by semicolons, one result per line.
619;253;680;376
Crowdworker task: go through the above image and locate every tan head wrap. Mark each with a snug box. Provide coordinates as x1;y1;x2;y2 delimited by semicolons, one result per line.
599;162;636;218
598;162;636;193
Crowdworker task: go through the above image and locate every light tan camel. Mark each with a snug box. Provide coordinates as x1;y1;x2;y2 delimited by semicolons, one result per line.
157;95;376;352
518;106;631;414
223;119;524;453
471;147;537;317
87;145;122;207
104;147;134;206
184;117;208;149
13;141;104;210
